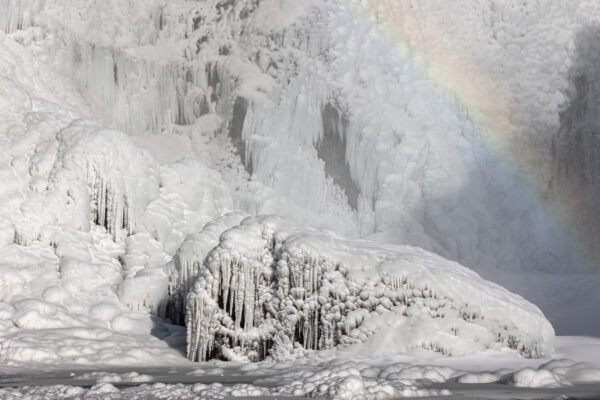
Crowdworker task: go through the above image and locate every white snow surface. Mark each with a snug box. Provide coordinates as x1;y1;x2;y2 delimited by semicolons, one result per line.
3;353;600;399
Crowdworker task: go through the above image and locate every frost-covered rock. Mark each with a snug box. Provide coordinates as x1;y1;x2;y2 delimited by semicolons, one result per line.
185;215;554;362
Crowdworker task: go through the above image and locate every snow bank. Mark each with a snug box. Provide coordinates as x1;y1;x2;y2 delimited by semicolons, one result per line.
509;367;564;388
185;215;554;362
0;326;183;365
0;363;453;399
0;378;450;400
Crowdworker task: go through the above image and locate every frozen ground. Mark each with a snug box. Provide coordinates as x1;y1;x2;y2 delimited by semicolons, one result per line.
1;337;600;399
2;0;600;399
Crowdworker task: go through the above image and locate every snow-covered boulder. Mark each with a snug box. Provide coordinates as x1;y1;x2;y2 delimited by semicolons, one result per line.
185;215;554;362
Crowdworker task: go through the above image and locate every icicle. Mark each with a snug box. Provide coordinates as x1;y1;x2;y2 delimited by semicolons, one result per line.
0;0;46;33
56;39;212;137
85;162;133;238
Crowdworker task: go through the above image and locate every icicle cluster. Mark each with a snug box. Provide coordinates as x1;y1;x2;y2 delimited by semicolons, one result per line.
64;43;211;136
162;213;247;326
0;0;45;33
49;125;160;241
86;161;132;239
165;247;204;326
184;216;554;362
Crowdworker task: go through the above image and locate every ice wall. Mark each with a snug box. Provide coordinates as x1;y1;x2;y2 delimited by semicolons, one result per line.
64;44;209;137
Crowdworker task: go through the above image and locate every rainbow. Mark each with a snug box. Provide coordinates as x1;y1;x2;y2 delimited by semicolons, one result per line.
341;0;595;272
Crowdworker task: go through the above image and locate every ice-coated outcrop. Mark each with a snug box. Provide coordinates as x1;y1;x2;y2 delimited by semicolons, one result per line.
185;215;554;362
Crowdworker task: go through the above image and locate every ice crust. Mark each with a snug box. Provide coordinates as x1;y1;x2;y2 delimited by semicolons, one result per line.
2;359;600;399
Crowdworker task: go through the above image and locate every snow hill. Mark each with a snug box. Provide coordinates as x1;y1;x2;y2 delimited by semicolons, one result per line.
0;0;599;364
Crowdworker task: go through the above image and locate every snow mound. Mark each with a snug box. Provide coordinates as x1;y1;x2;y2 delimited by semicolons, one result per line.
76;371;154;383
536;359;600;384
185;215;554;362
509;367;564;388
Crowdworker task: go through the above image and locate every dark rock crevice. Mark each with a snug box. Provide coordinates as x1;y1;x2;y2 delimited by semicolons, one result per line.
227;97;253;175
317;103;360;209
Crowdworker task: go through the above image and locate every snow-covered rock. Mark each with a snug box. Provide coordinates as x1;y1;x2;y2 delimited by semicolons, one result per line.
185;215;554;362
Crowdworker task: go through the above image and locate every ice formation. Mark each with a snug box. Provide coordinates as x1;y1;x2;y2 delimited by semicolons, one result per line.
2;0;598;276
185;215;553;362
6;0;599;283
162;212;246;325
3;0;600;371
